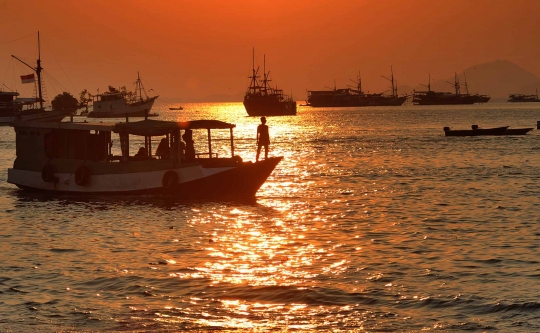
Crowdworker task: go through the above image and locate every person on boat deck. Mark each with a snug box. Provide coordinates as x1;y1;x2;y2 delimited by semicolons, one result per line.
183;129;195;162
134;146;147;158
177;138;186;163
256;116;270;162
155;138;169;159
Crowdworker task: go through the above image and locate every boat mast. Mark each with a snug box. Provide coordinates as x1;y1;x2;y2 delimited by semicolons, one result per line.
248;48;260;93
359;72;362;94
137;71;142;101
263;54;267;93
37;32;43;109
381;66;397;97
11;31;44;109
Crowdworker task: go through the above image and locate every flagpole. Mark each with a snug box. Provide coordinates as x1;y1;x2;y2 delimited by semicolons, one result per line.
11;31;44;109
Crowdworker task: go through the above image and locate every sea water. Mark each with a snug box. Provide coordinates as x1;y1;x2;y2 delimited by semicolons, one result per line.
0;102;539;332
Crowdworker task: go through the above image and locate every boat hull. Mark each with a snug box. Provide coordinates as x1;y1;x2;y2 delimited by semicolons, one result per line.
444;126;509;136
243;99;296;116
307;95;407;107
0;109;73;126
7;157;282;200
87;97;157;118
503;128;534;135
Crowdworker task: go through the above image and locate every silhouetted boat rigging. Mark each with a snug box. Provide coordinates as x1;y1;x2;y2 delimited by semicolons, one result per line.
508;89;540;103
306;67;408;107
0;32;74;125
243;49;296;116
413;73;490;105
7;118;282;200
87;72;159;118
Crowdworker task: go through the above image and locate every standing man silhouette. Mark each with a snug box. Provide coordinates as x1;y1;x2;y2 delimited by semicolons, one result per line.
256;116;270;162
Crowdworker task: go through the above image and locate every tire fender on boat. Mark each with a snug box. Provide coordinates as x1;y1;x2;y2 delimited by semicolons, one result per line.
41;164;55;183
75;165;91;186
162;170;178;190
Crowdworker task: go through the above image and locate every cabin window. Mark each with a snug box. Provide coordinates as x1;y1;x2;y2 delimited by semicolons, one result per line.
119;133;129;160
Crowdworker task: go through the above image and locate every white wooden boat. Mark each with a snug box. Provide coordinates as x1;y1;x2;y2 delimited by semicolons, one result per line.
7;119;281;200
87;73;159;119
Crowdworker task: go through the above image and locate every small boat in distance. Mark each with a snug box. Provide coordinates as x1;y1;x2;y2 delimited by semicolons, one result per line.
87;72;159;118
306;68;408;107
169;106;183;110
414;73;490;105
508;89;540;103
443;125;509;136
243;49;296;116
7;118;282;201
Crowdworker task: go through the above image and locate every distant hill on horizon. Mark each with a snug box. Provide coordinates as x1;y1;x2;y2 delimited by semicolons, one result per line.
402;60;540;100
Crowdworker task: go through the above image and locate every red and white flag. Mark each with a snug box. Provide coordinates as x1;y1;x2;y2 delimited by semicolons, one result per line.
20;74;35;84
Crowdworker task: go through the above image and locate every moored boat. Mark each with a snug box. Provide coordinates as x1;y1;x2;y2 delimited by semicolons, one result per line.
306;68;408;107
508;89;540;103
243;49;296;116
414;73;490;105
1;32;74;125
443;125;509;136
7;118;281;201
169;106;183;110
87;72;159;118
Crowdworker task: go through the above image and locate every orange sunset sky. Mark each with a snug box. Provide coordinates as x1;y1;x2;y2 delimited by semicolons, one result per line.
1;0;539;102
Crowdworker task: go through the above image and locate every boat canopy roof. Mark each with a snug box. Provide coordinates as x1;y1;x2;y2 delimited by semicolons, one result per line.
13;119;236;136
12;120;116;131
0;91;19;97
113;119;236;136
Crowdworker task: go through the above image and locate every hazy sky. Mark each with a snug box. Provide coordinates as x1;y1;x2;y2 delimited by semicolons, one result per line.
1;0;539;101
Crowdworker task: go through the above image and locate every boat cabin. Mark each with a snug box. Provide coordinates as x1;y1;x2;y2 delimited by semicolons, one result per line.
11;119;239;179
0;91;20;115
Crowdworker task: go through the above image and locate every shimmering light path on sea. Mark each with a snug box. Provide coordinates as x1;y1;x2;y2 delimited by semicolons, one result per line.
1;102;539;332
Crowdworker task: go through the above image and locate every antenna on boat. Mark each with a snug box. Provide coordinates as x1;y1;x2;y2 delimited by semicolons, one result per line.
11;31;44;109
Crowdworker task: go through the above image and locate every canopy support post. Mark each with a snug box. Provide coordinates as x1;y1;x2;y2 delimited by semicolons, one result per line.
207;128;212;158
230;128;234;157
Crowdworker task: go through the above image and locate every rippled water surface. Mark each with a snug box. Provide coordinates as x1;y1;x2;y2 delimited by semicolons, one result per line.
1;102;540;332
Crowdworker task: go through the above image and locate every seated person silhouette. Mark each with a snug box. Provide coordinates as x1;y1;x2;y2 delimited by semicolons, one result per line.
134;146;147;159
183;130;195;162
155;138;169;159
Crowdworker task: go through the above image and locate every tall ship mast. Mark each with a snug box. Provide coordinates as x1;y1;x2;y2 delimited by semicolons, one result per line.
412;72;490;105
243;48;296;116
